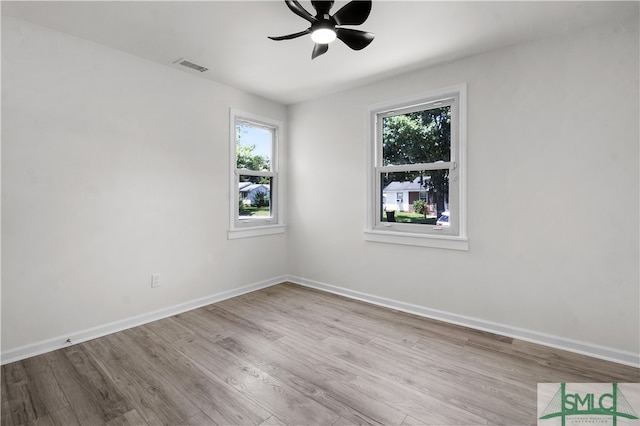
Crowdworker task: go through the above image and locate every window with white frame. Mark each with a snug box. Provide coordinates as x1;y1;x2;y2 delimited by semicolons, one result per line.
228;109;284;239
365;84;468;250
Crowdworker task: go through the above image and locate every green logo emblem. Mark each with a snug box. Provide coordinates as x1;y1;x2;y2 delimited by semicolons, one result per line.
539;383;639;426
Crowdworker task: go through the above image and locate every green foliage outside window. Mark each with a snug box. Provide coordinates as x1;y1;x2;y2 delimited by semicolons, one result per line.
253;191;270;208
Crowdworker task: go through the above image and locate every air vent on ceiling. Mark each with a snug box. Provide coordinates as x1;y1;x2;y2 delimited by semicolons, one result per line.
173;58;208;73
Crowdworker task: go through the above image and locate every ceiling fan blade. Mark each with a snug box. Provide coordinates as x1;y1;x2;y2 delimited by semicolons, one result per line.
332;0;372;26
336;28;375;50
285;0;317;23
268;28;311;41
311;43;329;59
311;1;334;16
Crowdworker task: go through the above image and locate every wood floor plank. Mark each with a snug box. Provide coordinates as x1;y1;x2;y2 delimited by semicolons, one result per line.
47;406;81;426
1;376;8;405
401;415;424;425
315;336;494;424
2;283;639;426
45;346;131;425
285;334;489;425
331;416;357;426
257;415;288;426
142;314;200;348
177;334;341;425
215;296;337;344
227;329;413;425
216;333;401;425
129;325;272;425
204;305;284;341
256;285;422;348
185;411;219;426
21;356;70;413
219;293;489;423
219;293;373;346
2;362;48;424
32;415;54;426
82;333;200;425
277;284;480;346
1;401;11;426
173;308;235;343
105;409;149;426
364;336;538;424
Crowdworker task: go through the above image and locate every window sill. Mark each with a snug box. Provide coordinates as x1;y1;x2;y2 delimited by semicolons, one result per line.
228;225;285;240
363;229;469;250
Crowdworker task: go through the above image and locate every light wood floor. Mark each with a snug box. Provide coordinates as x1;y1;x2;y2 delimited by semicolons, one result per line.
2;282;638;425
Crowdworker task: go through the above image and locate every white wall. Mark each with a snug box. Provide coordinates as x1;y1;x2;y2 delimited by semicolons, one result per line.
1;17;288;352
287;18;639;354
2;13;638;363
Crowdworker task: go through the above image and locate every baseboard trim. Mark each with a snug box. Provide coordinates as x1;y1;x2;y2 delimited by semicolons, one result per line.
4;275;638;368
1;276;285;365
286;275;640;368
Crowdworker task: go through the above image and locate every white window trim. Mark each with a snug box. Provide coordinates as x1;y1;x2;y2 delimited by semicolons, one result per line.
364;84;468;250
228;109;285;239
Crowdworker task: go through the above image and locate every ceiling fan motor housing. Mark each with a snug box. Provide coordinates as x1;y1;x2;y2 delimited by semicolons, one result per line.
268;0;375;59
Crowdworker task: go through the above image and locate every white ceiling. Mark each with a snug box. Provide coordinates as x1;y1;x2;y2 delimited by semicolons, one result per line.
2;1;637;105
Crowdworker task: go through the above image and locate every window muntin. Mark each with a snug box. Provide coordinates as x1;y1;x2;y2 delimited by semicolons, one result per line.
229;110;284;237
366;85;467;249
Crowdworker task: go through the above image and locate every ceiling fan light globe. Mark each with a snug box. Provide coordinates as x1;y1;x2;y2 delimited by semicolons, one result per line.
311;28;337;44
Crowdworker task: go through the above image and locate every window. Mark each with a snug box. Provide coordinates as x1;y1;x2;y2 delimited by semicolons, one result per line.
364;84;468;250
228;109;284;239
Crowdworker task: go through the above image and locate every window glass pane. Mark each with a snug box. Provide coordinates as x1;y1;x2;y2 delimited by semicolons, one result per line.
236;123;272;171
382;106;451;166
380;170;449;224
238;175;272;218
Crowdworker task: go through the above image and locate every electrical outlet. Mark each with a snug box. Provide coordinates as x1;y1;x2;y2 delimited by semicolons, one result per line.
151;274;160;288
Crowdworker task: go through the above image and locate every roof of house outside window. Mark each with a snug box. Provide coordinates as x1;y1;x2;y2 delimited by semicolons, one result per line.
385;181;430;192
239;183;270;193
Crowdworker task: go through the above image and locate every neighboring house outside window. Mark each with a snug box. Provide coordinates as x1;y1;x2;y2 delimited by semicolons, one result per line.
228;109;285;239
383;178;443;215
239;182;270;207
364;84;468;250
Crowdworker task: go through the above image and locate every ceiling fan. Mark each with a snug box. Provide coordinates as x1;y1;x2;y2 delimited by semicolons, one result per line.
269;0;375;59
